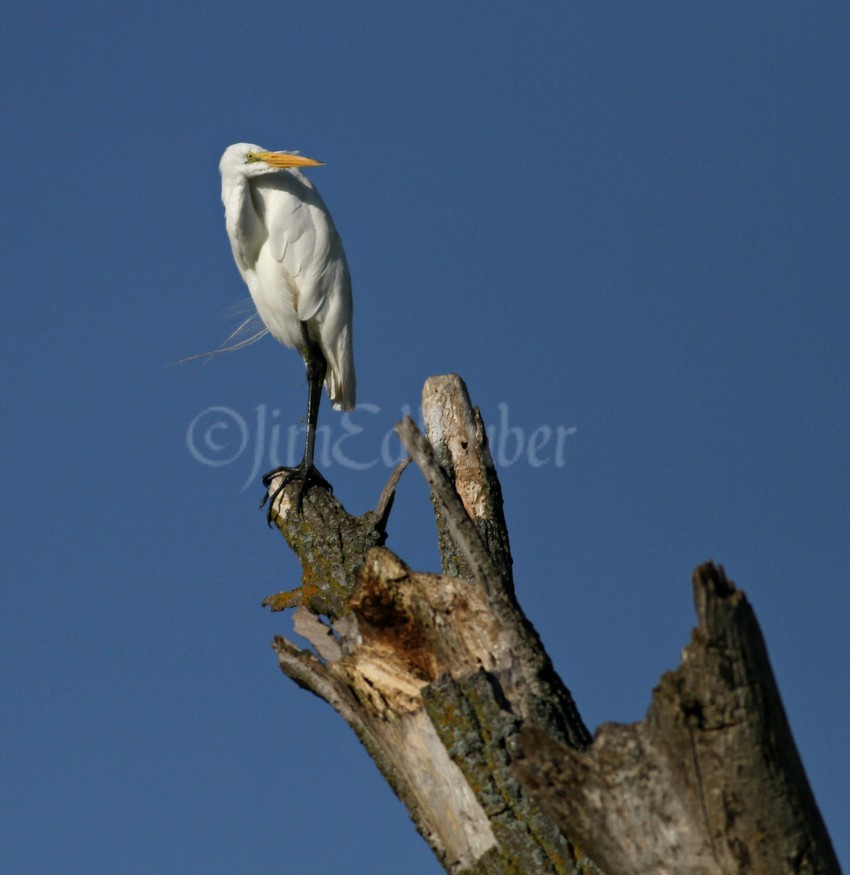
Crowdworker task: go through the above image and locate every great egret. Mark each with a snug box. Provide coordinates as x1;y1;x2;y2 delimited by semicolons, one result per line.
219;143;355;515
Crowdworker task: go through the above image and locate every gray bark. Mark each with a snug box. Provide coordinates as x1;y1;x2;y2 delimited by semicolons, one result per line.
514;563;841;875
261;373;839;875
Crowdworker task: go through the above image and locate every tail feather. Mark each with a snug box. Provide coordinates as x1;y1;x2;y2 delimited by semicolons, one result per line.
324;325;355;411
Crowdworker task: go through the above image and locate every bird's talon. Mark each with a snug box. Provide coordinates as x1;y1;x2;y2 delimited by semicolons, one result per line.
262;463;332;523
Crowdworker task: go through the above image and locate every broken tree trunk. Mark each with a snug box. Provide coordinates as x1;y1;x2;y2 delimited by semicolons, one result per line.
261;373;839;875
514;563;841;875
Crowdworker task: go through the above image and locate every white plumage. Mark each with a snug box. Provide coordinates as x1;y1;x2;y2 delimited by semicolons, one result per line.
219;142;355;411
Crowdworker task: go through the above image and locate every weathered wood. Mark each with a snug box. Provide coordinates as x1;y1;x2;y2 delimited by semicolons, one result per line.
272;545;598;873
263;376;599;873
420;374;514;590
411;374;592;752
513;563;841;875
260;374;839;875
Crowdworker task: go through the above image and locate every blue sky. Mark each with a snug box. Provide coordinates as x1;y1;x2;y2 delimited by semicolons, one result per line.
2;3;847;872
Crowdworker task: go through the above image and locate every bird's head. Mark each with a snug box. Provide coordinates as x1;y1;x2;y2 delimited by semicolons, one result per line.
219;143;324;181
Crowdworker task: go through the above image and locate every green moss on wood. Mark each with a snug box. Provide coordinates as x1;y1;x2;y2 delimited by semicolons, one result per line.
263;485;385;619
423;671;588;874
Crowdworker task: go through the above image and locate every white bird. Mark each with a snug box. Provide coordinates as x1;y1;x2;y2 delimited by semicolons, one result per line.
219;142;355;514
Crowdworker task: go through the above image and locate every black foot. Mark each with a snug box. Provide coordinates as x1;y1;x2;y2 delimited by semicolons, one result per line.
261;462;333;524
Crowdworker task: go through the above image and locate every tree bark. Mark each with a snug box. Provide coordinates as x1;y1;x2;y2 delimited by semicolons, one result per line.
514;562;841;874
261;374;839;875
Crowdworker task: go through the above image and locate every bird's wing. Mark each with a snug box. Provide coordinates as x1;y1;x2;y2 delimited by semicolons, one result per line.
258;174;331;322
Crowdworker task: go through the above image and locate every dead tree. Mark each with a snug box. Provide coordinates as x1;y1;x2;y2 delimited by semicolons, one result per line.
260;374;840;875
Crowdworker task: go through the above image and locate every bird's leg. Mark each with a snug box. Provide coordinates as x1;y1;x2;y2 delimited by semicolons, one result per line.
262;324;333;522
301;333;327;475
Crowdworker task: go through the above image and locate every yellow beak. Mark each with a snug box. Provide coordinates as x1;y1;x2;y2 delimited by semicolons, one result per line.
251;150;325;168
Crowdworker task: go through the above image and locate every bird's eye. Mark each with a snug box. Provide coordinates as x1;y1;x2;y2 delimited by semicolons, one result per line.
245;152;259;164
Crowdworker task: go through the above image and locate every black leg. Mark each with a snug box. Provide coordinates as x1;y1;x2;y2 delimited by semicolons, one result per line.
302;328;326;472
262;324;333;522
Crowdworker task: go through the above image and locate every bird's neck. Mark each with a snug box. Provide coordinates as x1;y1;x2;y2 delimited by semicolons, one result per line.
223;176;264;273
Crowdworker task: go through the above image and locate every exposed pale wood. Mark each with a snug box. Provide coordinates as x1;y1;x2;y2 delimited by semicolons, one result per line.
271;547;578;872
420;374;514;589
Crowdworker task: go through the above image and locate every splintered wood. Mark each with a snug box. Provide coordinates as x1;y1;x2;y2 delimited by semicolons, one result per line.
264;374;839;875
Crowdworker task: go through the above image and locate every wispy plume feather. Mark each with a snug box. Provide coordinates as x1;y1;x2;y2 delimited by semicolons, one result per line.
174;305;269;366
